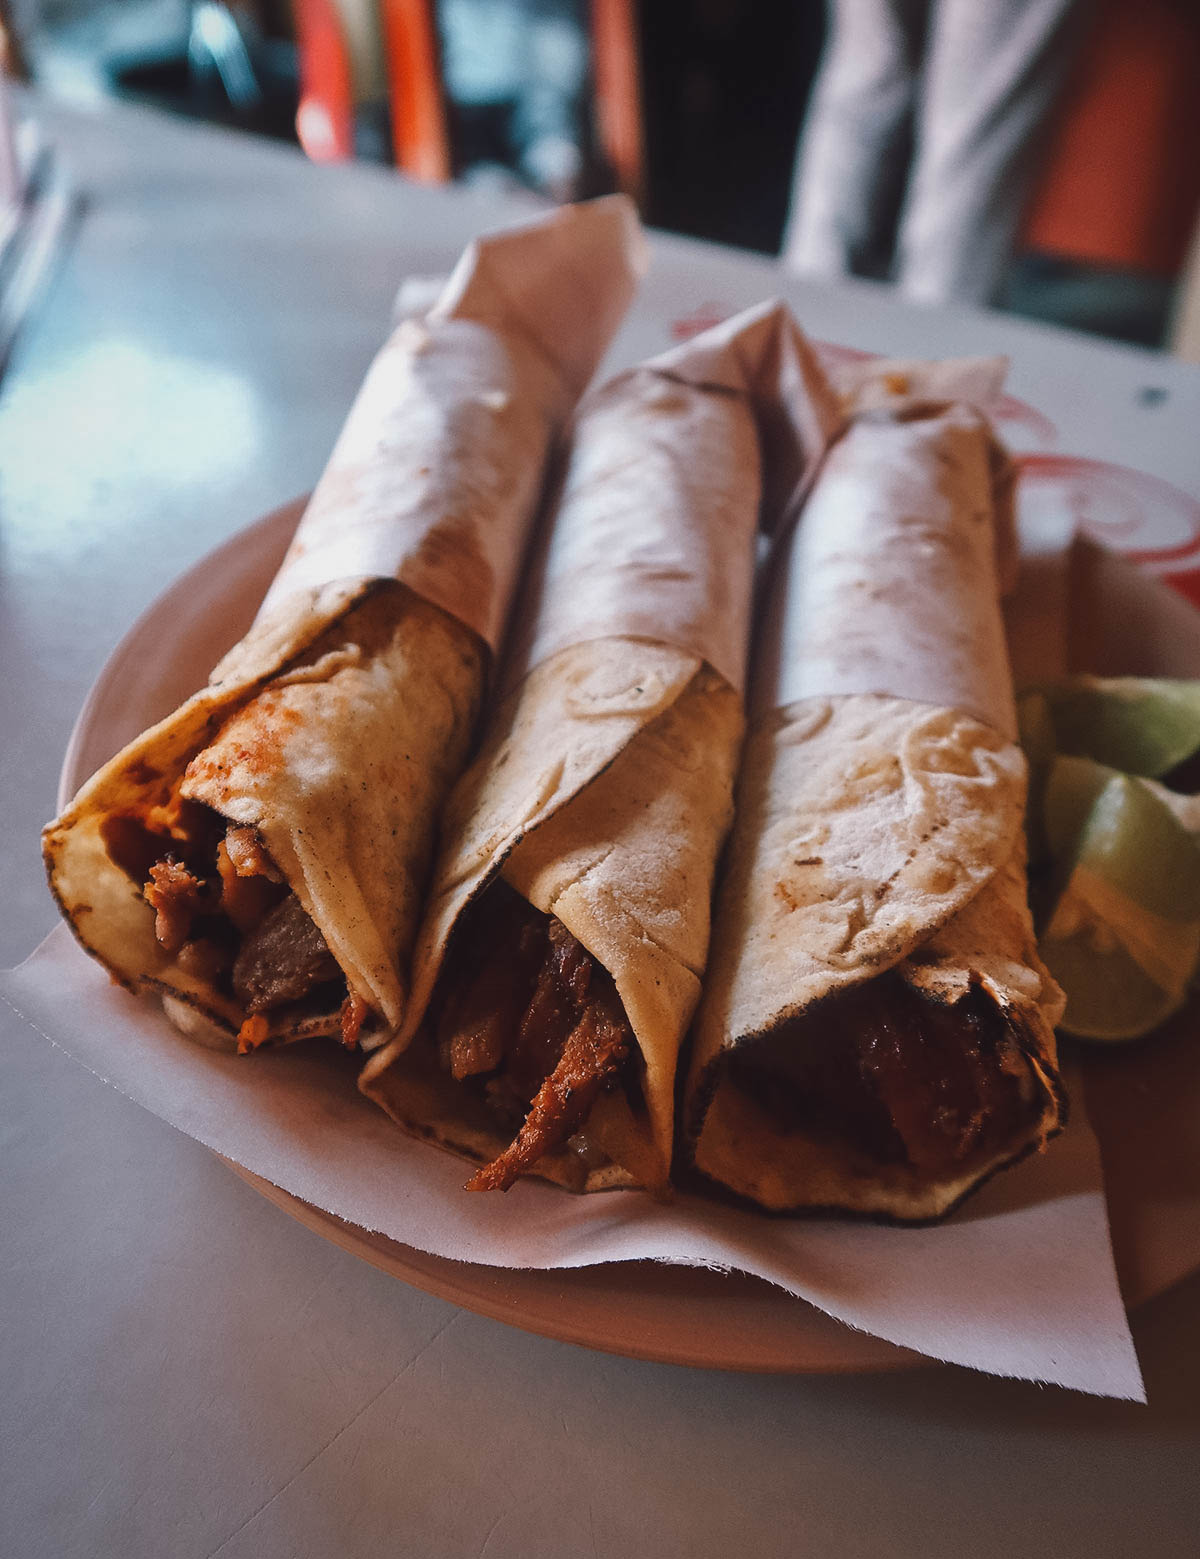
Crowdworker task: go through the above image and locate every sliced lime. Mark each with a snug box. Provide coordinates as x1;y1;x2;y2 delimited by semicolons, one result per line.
1073;771;1200;922
1046;864;1200;998
1141;779;1200;836
1027;681;1200;1042
1039;933;1185;1043
1030;677;1200;778
1042;755;1114;865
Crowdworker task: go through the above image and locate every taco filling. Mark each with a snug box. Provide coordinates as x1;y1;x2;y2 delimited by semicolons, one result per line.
100;798;365;1051
428;882;639;1190
722;972;1044;1184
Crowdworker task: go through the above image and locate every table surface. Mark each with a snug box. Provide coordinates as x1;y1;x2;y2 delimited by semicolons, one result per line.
4;95;1200;1559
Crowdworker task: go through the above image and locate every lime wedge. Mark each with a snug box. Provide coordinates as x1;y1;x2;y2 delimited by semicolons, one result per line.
1071;770;1200;921
1142;779;1200;836
1046;864;1200;996
1030;677;1200;777
1037;764;1200;1041
1042;755;1114;865
1026;682;1200;1042
1039;933;1185;1043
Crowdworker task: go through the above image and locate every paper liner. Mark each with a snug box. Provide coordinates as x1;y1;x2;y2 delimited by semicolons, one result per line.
259;196;647;652
825;352;1009;412
756;358;1019;736
0;930;1143;1399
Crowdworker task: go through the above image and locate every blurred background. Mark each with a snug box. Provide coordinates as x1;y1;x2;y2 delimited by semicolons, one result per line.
3;0;1199;354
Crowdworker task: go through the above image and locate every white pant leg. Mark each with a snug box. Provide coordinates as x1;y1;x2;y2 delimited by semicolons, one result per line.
896;0;1081;305
782;0;929;279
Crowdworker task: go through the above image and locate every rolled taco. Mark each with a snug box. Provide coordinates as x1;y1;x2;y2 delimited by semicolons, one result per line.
360;302;841;1192
44;198;644;1055
686;359;1066;1221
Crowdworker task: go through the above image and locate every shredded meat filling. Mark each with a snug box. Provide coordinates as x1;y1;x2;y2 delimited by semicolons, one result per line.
215;837;283;933
340;991;370;1050
434;883;635;1189
113;803;361;1042
224;826;283;882
729;972;1035;1178
143;860;204;954
437;896;546;1082
466;995;630;1192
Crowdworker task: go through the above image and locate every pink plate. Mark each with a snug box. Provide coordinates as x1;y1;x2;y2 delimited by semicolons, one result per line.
59;501;1200;1373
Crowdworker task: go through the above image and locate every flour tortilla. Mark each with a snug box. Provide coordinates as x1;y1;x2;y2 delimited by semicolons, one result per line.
45;584;483;1048
360;313;806;1189
362;641;745;1190
686;694;1065;1219
686;362;1065;1220
44;200;643;1050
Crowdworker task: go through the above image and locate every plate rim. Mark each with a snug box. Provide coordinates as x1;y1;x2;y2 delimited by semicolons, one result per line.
56;496;1200;1376
219;1159;928;1375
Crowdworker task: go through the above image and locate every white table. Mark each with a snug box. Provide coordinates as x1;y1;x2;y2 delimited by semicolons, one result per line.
3;96;1200;1559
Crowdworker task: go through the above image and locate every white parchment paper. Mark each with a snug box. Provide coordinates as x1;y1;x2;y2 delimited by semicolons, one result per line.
0;928;1141;1399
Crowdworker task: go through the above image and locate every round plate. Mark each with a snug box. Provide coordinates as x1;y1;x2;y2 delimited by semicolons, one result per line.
59;501;1200;1372
57;498;927;1374
226;1159;924;1373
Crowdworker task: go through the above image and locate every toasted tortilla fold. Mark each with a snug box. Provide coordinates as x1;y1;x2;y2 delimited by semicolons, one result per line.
686;365;1066;1221
361;331;790;1190
44;199;645;1051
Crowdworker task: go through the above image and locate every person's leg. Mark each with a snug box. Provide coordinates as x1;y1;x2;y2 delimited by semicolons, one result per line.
896;0;1080;305
781;0;928;280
